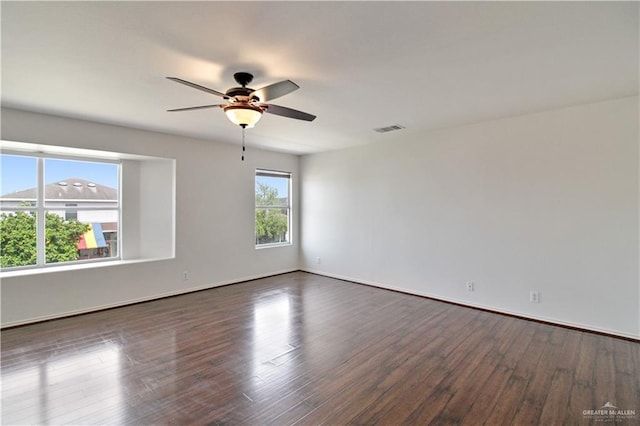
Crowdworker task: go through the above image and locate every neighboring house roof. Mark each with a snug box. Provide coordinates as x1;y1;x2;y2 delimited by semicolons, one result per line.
1;178;117;201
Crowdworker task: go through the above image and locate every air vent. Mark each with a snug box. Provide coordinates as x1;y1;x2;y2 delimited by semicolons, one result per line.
374;124;405;133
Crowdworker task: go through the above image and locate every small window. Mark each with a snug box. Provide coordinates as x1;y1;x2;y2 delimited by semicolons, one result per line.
65;203;78;221
255;169;291;247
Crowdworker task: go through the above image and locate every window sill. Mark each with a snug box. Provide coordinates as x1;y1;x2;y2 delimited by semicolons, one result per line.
255;242;292;250
0;257;174;278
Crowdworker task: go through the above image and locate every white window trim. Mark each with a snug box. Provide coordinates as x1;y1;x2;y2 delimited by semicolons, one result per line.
255;169;292;249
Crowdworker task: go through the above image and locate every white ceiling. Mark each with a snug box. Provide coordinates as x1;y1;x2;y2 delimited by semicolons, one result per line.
2;1;638;155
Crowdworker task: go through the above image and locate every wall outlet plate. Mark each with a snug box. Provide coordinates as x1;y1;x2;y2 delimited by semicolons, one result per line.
466;281;474;291
530;291;540;303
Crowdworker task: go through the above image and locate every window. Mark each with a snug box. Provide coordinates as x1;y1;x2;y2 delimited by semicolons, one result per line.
64;203;78;221
255;169;291;247
1;153;120;269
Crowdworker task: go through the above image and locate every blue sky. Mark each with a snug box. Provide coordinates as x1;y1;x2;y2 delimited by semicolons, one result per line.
1;154;119;195
256;175;289;199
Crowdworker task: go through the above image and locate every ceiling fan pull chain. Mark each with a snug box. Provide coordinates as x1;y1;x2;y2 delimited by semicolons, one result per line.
241;125;246;161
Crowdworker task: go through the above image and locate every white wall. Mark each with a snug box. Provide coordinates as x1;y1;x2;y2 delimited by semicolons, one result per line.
300;96;639;339
1;108;299;326
3;98;638;338
137;158;176;259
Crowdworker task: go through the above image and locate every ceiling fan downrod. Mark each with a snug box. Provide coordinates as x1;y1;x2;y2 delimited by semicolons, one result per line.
234;72;254;87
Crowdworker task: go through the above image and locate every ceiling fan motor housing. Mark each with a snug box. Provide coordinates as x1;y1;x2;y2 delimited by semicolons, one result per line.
225;87;255;98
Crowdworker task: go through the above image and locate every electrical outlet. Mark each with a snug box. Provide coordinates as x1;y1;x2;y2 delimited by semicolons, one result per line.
183;271;189;281
466;281;474;292
529;291;540;303
316;256;321;264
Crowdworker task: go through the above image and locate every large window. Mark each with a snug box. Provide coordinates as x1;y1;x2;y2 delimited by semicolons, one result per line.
255;169;291;247
1;153;120;269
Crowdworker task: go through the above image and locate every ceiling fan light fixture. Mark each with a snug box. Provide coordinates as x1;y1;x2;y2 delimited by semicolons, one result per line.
224;105;263;128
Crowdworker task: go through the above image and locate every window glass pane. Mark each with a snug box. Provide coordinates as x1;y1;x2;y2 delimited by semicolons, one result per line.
44;211;119;264
44;158;118;205
43;159;119;264
0;211;37;268
256;175;289;207
1;154;37;206
255;208;290;245
65;203;78;221
76;218;119;261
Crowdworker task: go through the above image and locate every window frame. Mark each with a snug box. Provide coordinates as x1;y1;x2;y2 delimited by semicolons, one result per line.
255;169;292;249
0;150;122;271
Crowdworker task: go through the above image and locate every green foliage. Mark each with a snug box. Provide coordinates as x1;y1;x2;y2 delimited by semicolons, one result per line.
45;214;90;264
255;182;280;206
255;208;288;244
0;211;37;267
0;212;90;267
255;182;288;244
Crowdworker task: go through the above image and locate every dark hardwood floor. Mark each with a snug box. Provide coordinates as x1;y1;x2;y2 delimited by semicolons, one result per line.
2;272;638;425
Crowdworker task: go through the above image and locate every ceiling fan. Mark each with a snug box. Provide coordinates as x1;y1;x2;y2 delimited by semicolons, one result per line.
166;72;316;129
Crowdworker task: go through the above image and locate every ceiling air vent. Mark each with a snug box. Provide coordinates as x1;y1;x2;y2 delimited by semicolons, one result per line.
374;124;405;133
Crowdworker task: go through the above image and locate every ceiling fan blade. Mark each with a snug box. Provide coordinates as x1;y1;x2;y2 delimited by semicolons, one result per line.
265;104;316;121
252;80;299;102
167;104;224;112
166;77;227;98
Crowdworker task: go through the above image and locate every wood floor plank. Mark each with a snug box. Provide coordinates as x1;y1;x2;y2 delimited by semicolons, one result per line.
1;272;638;425
431;321;517;423
511;327;567;424
537;330;581;425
